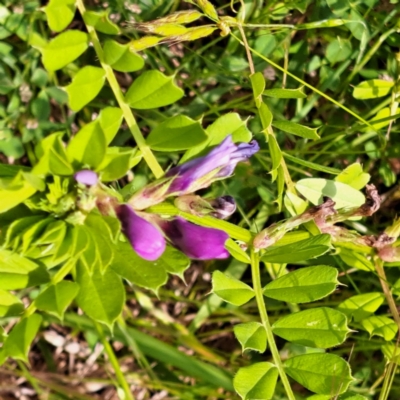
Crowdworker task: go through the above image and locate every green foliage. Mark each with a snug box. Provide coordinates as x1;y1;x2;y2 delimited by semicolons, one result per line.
234;322;267;353
284;353;354;395
125;70;184;109
263;265;339;303
212;270;255;306
65;66;106;111
233;362;278;400
1;0;399;398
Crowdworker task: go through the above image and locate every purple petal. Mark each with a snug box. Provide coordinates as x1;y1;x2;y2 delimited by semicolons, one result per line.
74;170;98;186
116;204;166;261
162;217;229;260
166;136;259;193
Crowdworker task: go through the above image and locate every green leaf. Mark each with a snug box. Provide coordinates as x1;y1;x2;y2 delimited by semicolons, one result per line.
99;106;124;144
361;315;398;341
75;261;125;329
296;178;365;209
226;239;251;264
233;362;278;400
2;314;42;362
234;322;267;353
35;281;80;319
0;249;50;289
83;10;120;35
267;133;282;172
0;289;24;317
147;115;207;151
369;107;400;130
338;292;384;322
32;133;74;176
180;113;252;163
308;393;367;400
273;120;320;140
113;243;186;285
326;38;352;65
283;152;341;175
21;217;54;253
212;270;254;306
335;163;370;190
159;245;190;280
41;30;89;71
338;248;374;272
44;0;76;33
353;79;394;99
4;215;43;250
0;175;37;213
125;70;184;109
67;121;107;168
272;308;350;348
284;353;354;395
103;40;144;72
98;147;138;181
264;87;307;98
264;265;339;303
250;72;265;108
261;235;331;264
259;102;273;132
65;66;106;112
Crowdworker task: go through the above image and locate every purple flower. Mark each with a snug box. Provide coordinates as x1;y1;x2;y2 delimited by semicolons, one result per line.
160;217;229;260
74;170;98;186
129;135;259;210
166;135;259;194
116;204;166;261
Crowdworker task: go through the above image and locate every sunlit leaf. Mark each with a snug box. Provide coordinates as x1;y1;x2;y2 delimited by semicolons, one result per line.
234;322;267;353
261;235;331;264
65;66;106;111
264;265;339;303
361;315;398;341
41;30;88;71
2;314;42;362
284;353;354;395
272;307;350;348
212;270;254;306
296;178;365;209
125;70;184;109
234;362;278;400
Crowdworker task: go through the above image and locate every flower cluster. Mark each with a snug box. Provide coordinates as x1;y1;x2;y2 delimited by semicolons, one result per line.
75;135;259;261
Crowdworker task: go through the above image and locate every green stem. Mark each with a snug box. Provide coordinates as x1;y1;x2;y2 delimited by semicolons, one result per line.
231;32;375;131
75;0;164;179
250;250;296;400
94;321;135;400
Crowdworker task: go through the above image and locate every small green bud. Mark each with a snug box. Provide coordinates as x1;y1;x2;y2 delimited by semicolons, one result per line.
134;22;188;36
156;10;203;24
196;0;219;21
163;26;217;43
129;36;162;51
385;217;400;239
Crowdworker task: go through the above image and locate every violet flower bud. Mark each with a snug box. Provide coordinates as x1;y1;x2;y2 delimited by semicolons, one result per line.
74;170;98;186
209;195;236;219
129;135;259;210
116;204;166;261
161;217;229;260
165;135;259;194
174;194;236;219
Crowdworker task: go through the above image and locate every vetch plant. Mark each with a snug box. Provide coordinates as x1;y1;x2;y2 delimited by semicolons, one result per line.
0;0;399;399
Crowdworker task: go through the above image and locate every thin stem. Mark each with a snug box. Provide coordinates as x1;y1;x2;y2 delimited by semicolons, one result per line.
238;24;255;74
75;0;164;179
250;249;296;400
94;321;135;400
374;257;400;334
231;32;375;131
